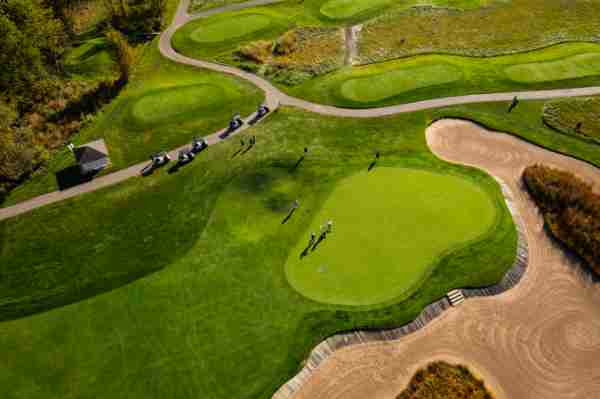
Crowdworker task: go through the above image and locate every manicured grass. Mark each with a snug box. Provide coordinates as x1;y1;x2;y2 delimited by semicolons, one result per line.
542;97;600;143
2;41;263;206
505;53;600;83
288;43;600;107
285;167;498;306
339;64;463;103
318;0;395;20
189;14;273;43
0;107;517;399
63;37;118;80
397;361;494;399
172;7;296;59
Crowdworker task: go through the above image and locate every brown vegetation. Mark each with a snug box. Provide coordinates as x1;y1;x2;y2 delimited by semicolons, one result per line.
239;40;273;64
397;361;493;399
523;165;600;274
543;98;600;143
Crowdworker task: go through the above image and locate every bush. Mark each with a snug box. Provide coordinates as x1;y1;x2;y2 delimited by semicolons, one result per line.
238;40;272;64
397;361;493;399
105;28;135;82
103;0;165;37
523;164;600;274
273;30;298;55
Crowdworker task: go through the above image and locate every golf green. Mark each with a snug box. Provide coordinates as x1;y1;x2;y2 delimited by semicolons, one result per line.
189;14;272;43
339;64;463;103
505;52;600;83
285;168;498;306
319;0;393;19
130;84;226;125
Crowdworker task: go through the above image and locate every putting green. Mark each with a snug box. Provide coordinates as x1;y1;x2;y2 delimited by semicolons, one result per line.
339;64;463;103
505;53;600;83
320;0;393;19
189;14;272;43
130;84;226;125
285;168;498;306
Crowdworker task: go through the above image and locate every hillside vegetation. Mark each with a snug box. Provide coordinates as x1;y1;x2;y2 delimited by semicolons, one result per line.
523;164;600;275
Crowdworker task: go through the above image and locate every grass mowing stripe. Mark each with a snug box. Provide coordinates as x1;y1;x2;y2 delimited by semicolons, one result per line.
189;14;273;43
285;167;498;306
505;53;600;83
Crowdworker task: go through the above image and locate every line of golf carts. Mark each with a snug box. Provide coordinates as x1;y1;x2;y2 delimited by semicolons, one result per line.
141;104;270;175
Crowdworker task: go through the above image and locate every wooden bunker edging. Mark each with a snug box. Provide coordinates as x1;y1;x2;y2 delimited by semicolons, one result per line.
272;180;529;399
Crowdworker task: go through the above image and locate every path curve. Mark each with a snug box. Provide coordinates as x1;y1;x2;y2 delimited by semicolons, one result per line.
3;0;600;220
277;119;600;399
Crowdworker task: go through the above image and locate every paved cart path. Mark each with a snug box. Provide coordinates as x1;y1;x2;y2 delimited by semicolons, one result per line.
2;0;600;221
277;119;600;399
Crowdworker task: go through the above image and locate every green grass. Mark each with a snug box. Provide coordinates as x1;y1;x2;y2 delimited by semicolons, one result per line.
2;41;263;207
285;167;498;306
0;107;517;399
63;37;119;81
189;14;273;43
288;42;600;107
542;97;600;143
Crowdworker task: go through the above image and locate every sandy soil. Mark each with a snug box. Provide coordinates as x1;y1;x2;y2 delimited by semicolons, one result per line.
284;119;600;399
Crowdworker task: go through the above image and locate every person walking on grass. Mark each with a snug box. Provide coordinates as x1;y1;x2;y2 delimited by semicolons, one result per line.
308;232;316;246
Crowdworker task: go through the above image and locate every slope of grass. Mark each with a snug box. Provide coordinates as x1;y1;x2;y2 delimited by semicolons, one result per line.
288;42;600;107
0;107;516;399
3;42;263;207
397;361;494;399
542;97;600;143
63;37;119;81
285;167;498;306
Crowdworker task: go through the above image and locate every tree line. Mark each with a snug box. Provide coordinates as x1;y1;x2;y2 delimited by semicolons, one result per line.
0;0;164;202
523;164;600;275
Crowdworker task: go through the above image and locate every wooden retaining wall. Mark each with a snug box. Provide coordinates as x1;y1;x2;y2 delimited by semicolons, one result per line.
273;179;529;399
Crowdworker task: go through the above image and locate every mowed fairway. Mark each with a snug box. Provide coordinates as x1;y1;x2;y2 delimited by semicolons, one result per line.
189;14;272;43
285;168;497;306
287;42;600;107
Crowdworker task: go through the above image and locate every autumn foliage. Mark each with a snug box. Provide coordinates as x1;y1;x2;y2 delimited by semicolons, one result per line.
523;164;600;274
397;361;494;399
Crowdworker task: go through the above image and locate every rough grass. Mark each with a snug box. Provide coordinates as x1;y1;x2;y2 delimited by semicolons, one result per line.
542;97;600;143
285;167;498;306
360;0;600;63
288;42;600;107
0;107;517;399
397;361;494;399
3;42;263;206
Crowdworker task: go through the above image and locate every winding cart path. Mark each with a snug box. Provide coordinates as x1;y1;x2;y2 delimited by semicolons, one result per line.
2;0;600;397
2;0;600;221
278;119;600;399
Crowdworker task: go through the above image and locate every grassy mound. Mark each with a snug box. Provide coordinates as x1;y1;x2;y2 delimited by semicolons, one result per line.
397;361;494;399
542;97;600;143
505;53;600;83
0;108;516;399
288;42;600;108
319;0;394;20
285;168;498;306
339;64;463;103
129;84;227;126
63;38;118;80
189;14;273;43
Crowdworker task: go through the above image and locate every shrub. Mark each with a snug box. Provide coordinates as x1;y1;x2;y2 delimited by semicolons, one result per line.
238;40;272;64
523;164;600;274
105;28;135;82
397;361;494;399
273;30;298;55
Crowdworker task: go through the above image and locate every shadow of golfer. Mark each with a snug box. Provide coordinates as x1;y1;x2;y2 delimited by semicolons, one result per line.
290;156;305;173
368;160;377;172
241;144;254;155
281;208;296;225
231;148;243;159
311;233;326;252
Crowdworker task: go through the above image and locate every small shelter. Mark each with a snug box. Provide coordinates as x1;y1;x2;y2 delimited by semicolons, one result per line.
71;139;110;175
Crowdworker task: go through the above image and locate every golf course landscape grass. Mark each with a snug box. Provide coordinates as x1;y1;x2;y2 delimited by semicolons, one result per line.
2;43;263;207
190;14;273;43
285;168;498;306
542;97;600;143
0;107;517;398
288;42;600;107
63;37;118;80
